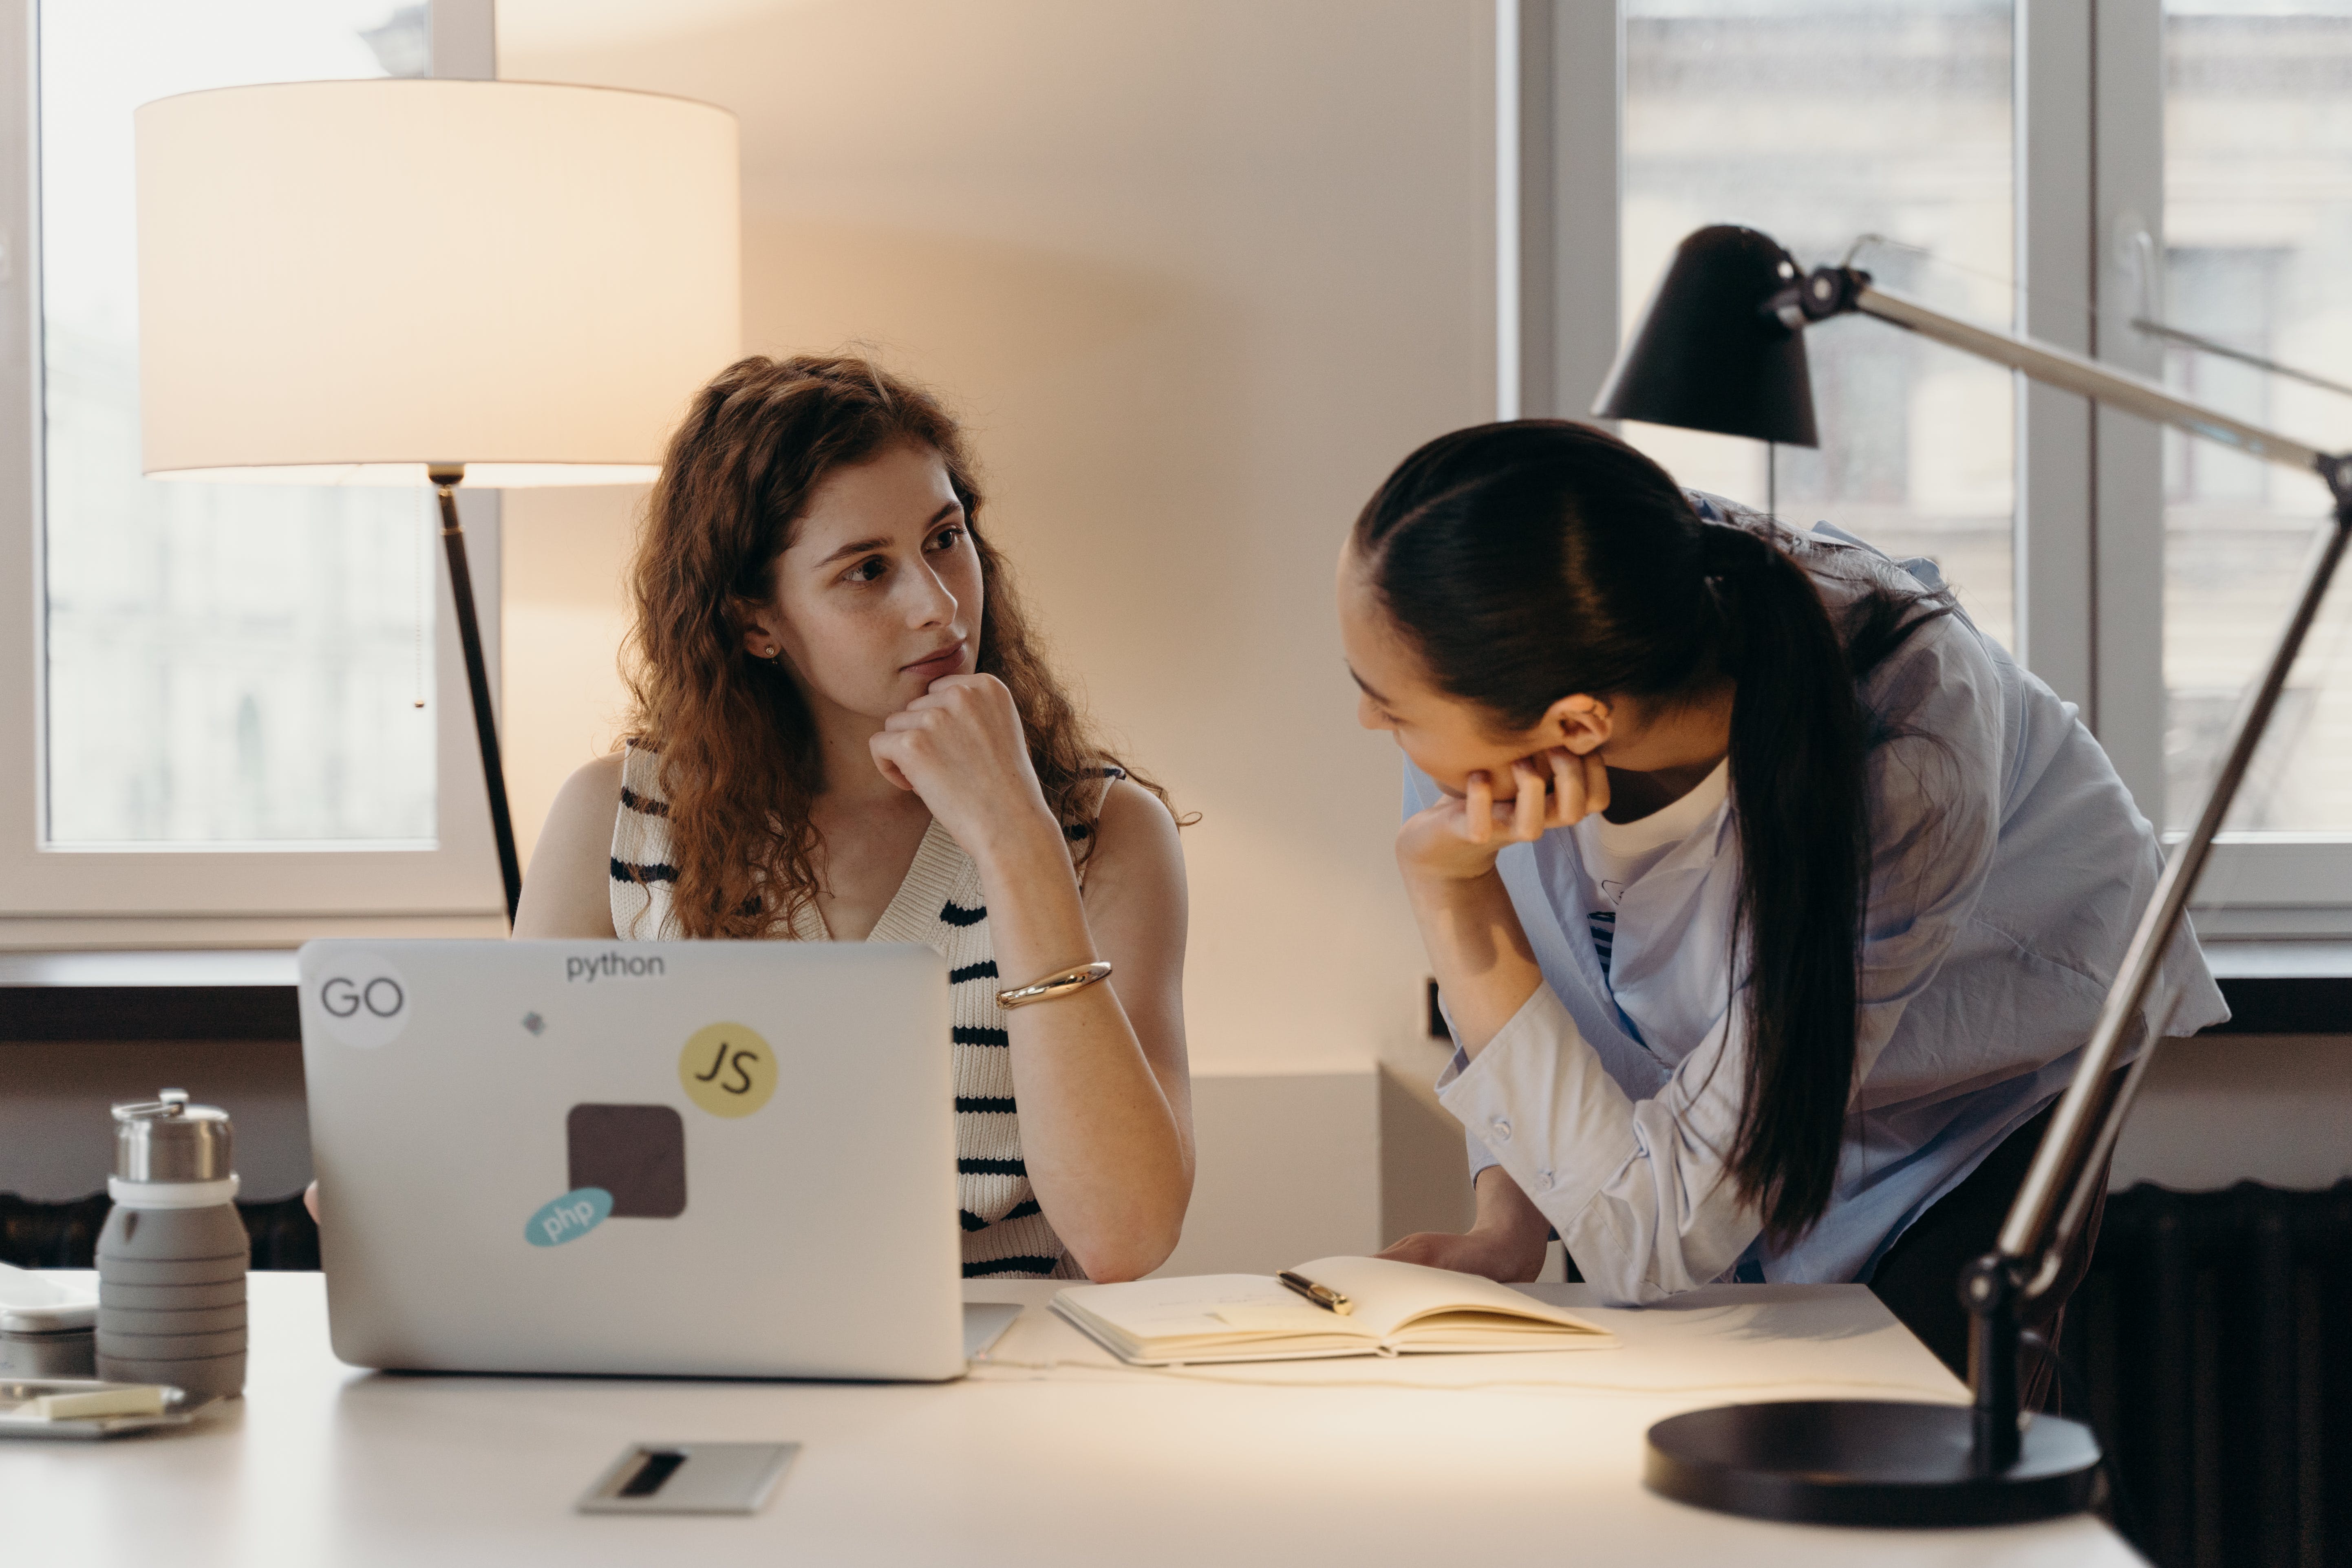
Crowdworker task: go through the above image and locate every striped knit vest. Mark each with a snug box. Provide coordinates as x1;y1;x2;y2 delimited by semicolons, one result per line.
609;742;1081;1279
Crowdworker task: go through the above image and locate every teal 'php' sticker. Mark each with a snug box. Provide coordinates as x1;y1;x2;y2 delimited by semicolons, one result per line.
526;1187;613;1248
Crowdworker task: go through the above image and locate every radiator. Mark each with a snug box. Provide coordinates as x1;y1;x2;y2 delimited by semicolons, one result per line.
2061;1180;2352;1568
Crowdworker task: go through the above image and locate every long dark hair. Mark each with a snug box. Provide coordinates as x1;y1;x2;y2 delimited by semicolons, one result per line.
620;353;1176;939
1352;419;1950;1241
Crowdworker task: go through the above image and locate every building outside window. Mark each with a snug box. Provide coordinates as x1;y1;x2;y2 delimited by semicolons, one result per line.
1620;0;2019;651
1549;0;2352;930
2162;3;2352;834
40;0;438;848
0;0;505;942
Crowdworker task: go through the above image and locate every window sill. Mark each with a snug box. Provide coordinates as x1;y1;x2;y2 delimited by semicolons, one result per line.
1416;942;2352;1048
4;946;2347;1046
0;951;300;1042
2198;941;2352;1036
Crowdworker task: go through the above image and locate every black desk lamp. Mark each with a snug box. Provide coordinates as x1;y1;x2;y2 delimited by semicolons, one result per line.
1597;225;2352;1526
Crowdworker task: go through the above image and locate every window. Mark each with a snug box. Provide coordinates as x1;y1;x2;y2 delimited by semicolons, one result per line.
41;0;436;846
2162;3;2352;837
1518;0;2352;935
1619;0;2018;651
0;0;505;943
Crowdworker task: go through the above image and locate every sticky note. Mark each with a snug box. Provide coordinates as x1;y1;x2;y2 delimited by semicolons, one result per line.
30;1386;170;1420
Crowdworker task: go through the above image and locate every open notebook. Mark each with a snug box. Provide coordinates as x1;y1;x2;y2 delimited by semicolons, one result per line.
1051;1255;1616;1366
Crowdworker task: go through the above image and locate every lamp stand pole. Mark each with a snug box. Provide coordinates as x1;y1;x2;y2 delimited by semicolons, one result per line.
1640;265;2352;1526
429;465;523;926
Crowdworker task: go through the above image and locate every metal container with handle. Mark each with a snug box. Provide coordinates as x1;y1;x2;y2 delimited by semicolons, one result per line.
94;1091;247;1399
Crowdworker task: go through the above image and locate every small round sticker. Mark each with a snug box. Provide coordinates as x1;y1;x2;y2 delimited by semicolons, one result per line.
310;952;412;1050
677;1023;777;1118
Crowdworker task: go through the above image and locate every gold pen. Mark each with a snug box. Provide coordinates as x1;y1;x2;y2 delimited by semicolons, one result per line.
1277;1269;1352;1316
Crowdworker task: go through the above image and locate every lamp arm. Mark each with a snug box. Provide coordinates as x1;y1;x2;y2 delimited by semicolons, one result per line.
1849;282;2338;482
1609;229;2334;1513
2001;510;2351;1276
1786;271;2352;1277
1773;265;2352;1288
1762;260;2352;1475
2131;315;2352;404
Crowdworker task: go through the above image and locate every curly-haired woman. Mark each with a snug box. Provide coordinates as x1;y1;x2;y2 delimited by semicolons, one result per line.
517;354;1193;1284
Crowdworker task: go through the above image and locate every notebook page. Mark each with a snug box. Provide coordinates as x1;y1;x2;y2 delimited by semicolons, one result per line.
1057;1275;1382;1345
1288;1256;1605;1338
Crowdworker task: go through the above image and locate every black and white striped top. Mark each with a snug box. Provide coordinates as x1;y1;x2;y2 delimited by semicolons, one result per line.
1588;909;1617;981
609;741;1084;1279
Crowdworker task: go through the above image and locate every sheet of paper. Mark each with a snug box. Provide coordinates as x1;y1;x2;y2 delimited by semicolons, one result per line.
1063;1275;1308;1336
1294;1256;1599;1333
1211;1303;1367;1334
31;1386;168;1420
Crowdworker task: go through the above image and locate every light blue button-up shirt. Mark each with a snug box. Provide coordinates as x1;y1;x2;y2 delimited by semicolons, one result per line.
1410;499;2227;1302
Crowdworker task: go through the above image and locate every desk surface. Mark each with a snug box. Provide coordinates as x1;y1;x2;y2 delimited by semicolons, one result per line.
6;1273;2133;1566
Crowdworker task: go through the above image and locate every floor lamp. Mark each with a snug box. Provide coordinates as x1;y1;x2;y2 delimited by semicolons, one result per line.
134;80;741;923
1596;225;2352;1526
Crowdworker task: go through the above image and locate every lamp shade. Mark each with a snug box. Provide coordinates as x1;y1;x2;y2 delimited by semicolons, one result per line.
135;79;741;486
1593;225;1818;448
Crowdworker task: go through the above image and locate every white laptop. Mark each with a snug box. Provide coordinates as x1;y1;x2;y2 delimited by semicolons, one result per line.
298;938;981;1381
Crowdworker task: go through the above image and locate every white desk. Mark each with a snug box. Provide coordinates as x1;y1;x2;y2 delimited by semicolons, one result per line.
5;1273;2132;1566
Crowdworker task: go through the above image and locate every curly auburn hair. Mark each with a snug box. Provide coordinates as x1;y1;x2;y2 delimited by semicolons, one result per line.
618;353;1172;940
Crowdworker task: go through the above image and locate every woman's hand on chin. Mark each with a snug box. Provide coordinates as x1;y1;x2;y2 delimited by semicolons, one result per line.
1397;748;1606;884
869;673;1063;866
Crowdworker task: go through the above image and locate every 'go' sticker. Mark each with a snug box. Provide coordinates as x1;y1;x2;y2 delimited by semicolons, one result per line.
678;1022;777;1118
526;1187;612;1248
310;952;411;1050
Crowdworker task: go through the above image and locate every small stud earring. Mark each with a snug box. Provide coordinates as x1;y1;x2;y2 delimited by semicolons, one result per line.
763;646;778;659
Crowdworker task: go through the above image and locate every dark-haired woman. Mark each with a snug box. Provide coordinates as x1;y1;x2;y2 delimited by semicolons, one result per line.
1341;419;2222;1385
518;354;1193;1284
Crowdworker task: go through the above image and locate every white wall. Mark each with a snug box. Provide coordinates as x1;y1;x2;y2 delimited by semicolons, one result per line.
495;0;1496;1080
1156;1071;1381;1275
2109;1034;2352;1192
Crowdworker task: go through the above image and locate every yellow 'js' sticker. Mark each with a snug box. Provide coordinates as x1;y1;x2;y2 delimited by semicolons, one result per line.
677;1022;777;1118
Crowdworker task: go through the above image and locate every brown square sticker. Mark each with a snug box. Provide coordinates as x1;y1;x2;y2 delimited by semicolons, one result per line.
567;1103;687;1219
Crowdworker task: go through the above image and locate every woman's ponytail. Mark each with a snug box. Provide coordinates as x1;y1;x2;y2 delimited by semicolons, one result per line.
1700;524;1868;1241
1355;419;1951;1243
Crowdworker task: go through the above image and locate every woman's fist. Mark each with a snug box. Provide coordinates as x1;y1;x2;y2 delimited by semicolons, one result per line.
868;673;1061;865
1396;748;1608;884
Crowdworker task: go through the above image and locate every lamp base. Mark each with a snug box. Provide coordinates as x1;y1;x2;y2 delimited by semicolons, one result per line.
1643;1400;2100;1526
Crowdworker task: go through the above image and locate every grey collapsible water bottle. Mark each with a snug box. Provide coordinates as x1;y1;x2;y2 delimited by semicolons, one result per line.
94;1090;249;1399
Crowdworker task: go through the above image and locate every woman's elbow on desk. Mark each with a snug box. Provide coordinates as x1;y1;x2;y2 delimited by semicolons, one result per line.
1066;1225;1183;1285
1058;1194;1185;1279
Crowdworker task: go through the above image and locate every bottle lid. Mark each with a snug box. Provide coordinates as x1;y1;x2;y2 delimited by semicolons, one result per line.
112;1089;235;1184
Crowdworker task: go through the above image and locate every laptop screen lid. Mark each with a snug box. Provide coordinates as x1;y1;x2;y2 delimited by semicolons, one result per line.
298;939;964;1381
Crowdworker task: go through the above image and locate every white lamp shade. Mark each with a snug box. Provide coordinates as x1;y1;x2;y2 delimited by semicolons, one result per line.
135;79;740;486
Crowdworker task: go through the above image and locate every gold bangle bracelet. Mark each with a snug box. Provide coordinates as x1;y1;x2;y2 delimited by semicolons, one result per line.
995;960;1113;1010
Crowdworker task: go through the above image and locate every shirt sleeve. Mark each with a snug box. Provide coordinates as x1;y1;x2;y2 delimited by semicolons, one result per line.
1439;982;1739;1299
1401;759;1507;1190
1436;615;2007;1303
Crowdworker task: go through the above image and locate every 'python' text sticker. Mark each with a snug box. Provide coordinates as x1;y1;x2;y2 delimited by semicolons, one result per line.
678;1023;777;1118
526;1187;612;1248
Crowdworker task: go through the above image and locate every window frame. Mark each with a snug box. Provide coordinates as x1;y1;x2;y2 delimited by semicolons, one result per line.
0;0;512;946
1512;0;2352;937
